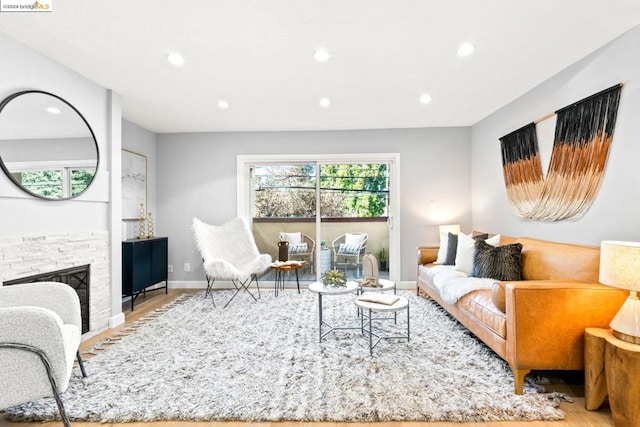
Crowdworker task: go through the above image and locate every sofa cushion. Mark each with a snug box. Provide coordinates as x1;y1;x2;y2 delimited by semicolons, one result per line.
444;232;458;265
279;232;302;245
457;290;507;339
471;240;523;281
435;229;460;264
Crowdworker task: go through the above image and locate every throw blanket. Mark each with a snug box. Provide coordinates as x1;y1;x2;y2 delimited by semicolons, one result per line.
428;265;496;304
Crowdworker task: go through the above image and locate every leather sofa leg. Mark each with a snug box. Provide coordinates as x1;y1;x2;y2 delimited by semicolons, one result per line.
512;367;530;395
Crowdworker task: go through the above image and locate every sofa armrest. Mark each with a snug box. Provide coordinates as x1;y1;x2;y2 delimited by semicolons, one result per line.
0;282;81;329
505;280;628;371
417;246;438;265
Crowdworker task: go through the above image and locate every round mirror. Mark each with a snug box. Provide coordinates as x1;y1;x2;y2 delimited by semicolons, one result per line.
0;90;99;200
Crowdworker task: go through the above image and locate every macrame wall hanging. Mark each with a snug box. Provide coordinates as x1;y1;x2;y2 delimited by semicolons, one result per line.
499;84;622;221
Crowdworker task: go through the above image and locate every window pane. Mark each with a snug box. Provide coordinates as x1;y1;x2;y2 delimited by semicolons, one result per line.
320;163;389;218
71;169;96;196
13;170;63;198
254;165;316;218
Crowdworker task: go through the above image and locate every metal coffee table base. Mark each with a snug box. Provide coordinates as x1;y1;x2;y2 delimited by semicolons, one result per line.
356;297;410;355
317;293;361;342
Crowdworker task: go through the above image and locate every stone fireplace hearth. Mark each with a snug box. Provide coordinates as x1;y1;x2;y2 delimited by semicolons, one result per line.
0;231;110;335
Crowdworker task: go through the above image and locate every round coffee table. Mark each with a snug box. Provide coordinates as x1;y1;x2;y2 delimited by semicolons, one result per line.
308;281;359;342
354;295;410;355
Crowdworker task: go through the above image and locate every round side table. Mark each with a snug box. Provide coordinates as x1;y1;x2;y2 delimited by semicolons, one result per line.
308;281;359;342
354;295;410;355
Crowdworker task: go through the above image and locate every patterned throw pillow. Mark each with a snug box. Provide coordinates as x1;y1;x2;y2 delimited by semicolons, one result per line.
338;243;361;255
288;242;308;254
471;239;523;281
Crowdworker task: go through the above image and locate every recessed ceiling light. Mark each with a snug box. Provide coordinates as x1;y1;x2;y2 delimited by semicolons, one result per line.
314;49;330;63
167;52;185;66
217;100;229;109
419;94;432;105
319;98;331;108
457;43;475;57
46;107;61;114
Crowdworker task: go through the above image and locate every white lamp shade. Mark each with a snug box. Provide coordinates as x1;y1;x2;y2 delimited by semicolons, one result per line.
438;224;461;240
599;240;640;291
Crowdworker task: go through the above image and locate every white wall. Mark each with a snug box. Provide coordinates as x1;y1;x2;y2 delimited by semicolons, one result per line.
157;128;471;282
121;119;157;240
0;32;111;236
471;25;640;245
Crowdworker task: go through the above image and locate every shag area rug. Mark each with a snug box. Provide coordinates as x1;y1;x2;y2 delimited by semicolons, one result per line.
6;290;565;423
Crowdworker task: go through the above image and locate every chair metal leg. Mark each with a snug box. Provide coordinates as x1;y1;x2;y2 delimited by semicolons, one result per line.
76;350;87;378
0;343;71;427
205;275;216;307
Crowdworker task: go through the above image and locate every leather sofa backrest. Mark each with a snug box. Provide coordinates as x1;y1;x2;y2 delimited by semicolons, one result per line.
501;235;600;282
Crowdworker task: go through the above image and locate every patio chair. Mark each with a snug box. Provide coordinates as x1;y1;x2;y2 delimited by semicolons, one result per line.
278;232;316;273
0;281;88;427
331;232;369;276
193;217;272;308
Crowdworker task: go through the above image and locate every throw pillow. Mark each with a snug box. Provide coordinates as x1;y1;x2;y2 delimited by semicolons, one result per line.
471;240;523;281
279;232;302;245
345;233;366;246
443;232;458;265
338;243;361;255
435;229;460;264
288;242;308;254
454;233;500;274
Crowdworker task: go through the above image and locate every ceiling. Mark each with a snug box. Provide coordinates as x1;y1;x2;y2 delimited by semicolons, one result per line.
1;0;639;133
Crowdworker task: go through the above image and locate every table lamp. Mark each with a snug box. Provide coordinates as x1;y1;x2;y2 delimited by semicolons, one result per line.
439;223;461;237
599;240;640;344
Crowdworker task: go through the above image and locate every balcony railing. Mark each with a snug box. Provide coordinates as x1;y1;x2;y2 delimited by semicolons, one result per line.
253;218;389;282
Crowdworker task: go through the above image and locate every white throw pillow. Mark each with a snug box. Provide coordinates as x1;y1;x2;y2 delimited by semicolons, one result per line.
279;232;302;245
454;233;501;274
345;233;365;246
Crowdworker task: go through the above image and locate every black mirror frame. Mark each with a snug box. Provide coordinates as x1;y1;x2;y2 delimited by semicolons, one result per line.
0;90;100;200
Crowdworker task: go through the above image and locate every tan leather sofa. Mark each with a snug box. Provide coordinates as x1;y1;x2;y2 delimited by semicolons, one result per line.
417;235;628;394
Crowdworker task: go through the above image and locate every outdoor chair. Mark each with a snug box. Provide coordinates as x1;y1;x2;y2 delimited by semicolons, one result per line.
332;232;369;276
193;217;272;308
278;231;316;273
0;281;88;427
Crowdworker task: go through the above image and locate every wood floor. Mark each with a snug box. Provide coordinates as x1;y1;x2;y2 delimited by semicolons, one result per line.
1;289;615;427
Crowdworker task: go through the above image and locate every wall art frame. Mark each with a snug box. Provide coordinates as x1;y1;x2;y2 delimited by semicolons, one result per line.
121;148;147;220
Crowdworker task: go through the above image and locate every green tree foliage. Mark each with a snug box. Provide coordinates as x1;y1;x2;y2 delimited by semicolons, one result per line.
254;164;389;218
17;170;63;198
71;169;95;196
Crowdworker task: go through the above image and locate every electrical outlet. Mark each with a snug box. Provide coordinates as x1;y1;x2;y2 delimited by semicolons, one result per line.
168;264;173;273
184;263;191;272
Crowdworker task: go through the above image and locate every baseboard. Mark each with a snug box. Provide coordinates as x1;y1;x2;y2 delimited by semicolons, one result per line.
109;312;126;328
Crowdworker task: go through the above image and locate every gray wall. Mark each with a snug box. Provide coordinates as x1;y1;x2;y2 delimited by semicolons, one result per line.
122;119;157;240
470;25;640;245
157;128;471;283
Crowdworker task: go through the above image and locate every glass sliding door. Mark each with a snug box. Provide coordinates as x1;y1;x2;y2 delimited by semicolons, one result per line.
251;164;317;279
319;163;390;281
239;153;399;286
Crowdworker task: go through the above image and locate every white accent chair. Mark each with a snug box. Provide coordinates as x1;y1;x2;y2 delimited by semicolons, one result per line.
193;217;272;308
278;232;316;273
0;281;87;427
332;232;369;276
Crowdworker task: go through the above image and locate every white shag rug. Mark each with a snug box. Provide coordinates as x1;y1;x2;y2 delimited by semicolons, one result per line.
6;290;565;423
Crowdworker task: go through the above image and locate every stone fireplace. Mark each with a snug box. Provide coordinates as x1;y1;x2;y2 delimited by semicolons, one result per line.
0;231;110;335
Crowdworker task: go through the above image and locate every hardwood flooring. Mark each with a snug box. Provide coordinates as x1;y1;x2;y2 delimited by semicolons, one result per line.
1;289;615;427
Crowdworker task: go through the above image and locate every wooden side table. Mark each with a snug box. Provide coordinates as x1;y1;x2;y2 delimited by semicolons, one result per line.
585;327;640;427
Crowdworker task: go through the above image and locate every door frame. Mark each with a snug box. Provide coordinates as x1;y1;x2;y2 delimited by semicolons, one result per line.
237;153;401;285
